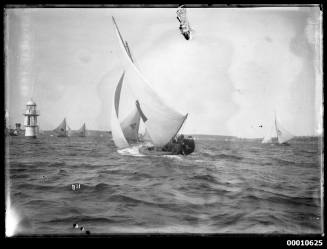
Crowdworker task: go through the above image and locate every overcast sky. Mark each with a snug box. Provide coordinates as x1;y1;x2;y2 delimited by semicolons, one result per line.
5;6;322;137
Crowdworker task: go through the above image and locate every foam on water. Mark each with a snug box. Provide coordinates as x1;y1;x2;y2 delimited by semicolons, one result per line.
117;145;145;157
162;155;183;160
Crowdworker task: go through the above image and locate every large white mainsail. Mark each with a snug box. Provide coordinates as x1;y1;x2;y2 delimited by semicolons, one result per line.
110;72;129;149
54;118;67;137
112;17;188;147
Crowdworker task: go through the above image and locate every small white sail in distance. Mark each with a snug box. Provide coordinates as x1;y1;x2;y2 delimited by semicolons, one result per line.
275;118;294;144
262;112;294;144
54;118;67;137
77;123;86;137
112;16;188;147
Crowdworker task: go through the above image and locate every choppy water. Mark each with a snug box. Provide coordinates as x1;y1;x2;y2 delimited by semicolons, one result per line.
6;134;323;235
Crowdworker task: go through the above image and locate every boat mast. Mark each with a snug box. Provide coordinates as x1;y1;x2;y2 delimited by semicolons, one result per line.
112;17;134;62
274;110;279;143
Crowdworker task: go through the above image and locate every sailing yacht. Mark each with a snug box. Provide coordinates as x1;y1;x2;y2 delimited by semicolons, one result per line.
53;118;69;137
110;17;195;155
76;123;87;137
262;112;294;145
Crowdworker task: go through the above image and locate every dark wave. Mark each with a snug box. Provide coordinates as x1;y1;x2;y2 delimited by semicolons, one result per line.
94;182;111;191
25;199;59;206
108;194;155;206
127;172;157;180
211;212;245;226
266;195;320;207
107;194;182;211
10;168;28;172
16;183;66;191
190;174;218;184
272;157;297;166
214;153;243;161
58;169;68;175
48;161;67;167
200;152;216;158
45;216;117;224
10;173;29;179
13;191;30;199
241;187;321;208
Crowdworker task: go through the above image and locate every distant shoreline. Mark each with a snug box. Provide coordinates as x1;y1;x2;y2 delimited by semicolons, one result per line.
38;130;322;139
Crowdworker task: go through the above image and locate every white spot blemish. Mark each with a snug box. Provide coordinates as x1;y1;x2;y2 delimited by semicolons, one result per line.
5;200;20;237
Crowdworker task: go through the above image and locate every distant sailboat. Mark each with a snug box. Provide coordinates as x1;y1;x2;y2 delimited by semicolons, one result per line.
262;112;294;145
111;17;195;155
54;118;68;137
76;123;87;137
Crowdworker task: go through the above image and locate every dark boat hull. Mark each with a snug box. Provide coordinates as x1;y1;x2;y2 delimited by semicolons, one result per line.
139;135;195;156
139;146;174;156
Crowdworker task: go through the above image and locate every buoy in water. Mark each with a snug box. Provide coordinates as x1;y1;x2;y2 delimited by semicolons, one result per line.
73;223;78;228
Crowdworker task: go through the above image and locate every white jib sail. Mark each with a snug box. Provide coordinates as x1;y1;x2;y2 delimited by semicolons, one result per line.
112;17;188;147
120;106;140;142
110;72;130;149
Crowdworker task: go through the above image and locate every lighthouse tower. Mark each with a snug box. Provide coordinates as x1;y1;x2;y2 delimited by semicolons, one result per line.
23;99;39;138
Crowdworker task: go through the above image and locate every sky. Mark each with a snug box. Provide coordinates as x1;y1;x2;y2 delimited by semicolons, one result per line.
5;6;323;138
